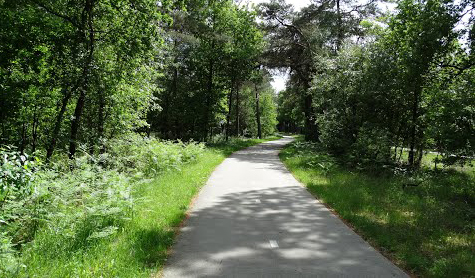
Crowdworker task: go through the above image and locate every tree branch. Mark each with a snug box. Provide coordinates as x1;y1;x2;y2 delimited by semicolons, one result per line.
31;0;79;28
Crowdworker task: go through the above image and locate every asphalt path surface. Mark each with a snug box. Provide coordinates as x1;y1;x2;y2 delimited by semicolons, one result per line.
163;137;408;277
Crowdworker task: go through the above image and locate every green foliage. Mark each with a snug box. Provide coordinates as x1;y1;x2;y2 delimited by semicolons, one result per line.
0;137;273;277
0;136;208;276
149;1;266;140
0;0;277;273
105;134;205;176
298;0;474;168
0;0;171;158
0;147;37;204
234;81;277;138
26;164;133;254
349;125;393;168
424;68;475;165
259;92;278;137
276;87;304;133
0;232;20;276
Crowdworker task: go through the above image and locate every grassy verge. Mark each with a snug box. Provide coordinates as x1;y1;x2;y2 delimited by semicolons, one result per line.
279;139;474;277
19;136;280;277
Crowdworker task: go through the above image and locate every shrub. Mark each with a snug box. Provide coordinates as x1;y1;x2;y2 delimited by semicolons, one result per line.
349;125;393;169
104;134;205;176
317;109;356;155
1;154;135;260
0;147;38;275
0;146;37;206
1;135;206;273
30;163;134;254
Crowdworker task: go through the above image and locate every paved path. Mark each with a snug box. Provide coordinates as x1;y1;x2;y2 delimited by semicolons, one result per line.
163;137;408;277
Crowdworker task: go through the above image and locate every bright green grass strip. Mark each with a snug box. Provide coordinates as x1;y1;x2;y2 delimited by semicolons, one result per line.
280;139;474;278
19;136;280;278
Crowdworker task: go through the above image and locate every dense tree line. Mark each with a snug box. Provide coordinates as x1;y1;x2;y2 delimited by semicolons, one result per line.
148;1;276;140
0;0;277;161
270;0;474;167
0;0;171;159
1;0;473;166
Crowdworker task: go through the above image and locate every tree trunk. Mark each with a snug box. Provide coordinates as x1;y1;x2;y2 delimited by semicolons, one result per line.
47;88;72;160
392;120;404;161
31;104;39;153
416;146;424;167
19;121;27;154
304;92;318;141
336;0;343;51
236;84;240;137
255;83;262;139
69;0;94;159
226;79;234;141
97;91;105;154
408;85;421;167
69;90;87;159
204;54;214;141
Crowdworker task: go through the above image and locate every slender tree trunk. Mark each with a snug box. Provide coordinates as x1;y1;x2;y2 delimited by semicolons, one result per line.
336;0;342;51
47;88;72;160
236;84;240;137
304;92;318;141
226;80;234;141
69;90;87;159
255;83;261;139
204;54;214;141
20;121;27;154
416;141;424;167
408;86;421;167
393;121;404;161
69;0;95;159
31;106;38;153
97;90;105;154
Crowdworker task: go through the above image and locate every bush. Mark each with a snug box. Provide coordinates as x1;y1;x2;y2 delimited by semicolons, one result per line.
349;125;393;169
0;147;38;276
0;146;36;206
29;164;133;254
103;134;205;176
1;155;134;265
0;135;206;274
317;109;355;155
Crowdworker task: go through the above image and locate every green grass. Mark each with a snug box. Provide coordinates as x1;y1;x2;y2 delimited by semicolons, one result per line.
18;136;280;277
280;139;474;278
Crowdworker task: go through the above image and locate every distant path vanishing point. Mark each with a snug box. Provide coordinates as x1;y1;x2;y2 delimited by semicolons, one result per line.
162;136;408;278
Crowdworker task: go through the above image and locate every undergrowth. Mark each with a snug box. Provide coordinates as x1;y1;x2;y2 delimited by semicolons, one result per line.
0;134;279;277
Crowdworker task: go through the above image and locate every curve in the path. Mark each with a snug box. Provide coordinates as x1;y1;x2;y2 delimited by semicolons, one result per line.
162;137;408;278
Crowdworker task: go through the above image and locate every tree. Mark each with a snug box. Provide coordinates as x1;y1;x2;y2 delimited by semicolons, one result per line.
259;0;377;141
0;0;172;159
149;0;264;141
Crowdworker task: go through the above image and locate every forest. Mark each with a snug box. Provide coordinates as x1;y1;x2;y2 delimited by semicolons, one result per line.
0;0;474;277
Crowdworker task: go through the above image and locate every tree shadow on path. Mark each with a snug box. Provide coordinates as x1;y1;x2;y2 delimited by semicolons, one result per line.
164;185;407;277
